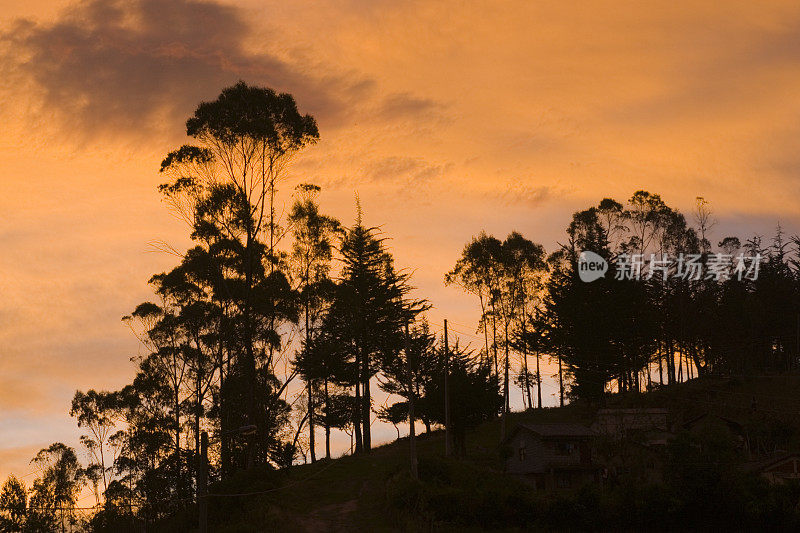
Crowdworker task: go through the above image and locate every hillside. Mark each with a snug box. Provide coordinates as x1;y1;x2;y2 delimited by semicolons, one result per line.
159;374;800;532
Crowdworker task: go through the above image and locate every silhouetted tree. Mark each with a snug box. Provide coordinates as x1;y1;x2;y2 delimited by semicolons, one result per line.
0;475;26;532
70;390;120;499
28;443;85;533
289;184;340;462
378;320;436;434
158;81;316;469
422;342;502;455
315;204;426;453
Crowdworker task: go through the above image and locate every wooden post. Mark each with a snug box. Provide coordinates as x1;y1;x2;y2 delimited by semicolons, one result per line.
444;319;452;457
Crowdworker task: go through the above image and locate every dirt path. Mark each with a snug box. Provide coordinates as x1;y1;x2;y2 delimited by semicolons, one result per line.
295;498;359;532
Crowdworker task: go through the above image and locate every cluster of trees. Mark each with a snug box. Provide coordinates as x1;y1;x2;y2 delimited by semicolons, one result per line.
0;445;86;532
446;191;800;408
445;232;547;437
542;192;800;403
0;82;500;531
3;82;798;531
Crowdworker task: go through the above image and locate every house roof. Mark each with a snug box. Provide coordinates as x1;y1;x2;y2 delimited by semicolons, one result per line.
682;412;744;432
596;408;669;415
508;423;597;441
744;453;800;473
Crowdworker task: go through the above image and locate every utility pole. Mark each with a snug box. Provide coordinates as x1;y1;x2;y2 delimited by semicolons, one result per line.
405;322;418;479
558;355;564;407
199;431;208;533
444;319;452;457
534;308;542;409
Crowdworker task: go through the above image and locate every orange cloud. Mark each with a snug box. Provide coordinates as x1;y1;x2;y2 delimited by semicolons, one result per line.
1;0;800;477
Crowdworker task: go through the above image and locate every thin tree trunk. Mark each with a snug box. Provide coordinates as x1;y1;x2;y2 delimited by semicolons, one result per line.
491;301;499;380
362;371;371;452
665;339;675;385
306;292;316;463
324;377;331;460
480;293;490;366
536;350;542;409
219;325;229;476
523;319;532;409
308;382;316;463
174;386;181;496
244;226;258;469
501;323;510;441
405;324;418;479
354;377;362;453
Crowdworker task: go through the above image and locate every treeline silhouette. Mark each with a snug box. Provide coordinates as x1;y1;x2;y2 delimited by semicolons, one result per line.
539;193;800;402
1;82;798;532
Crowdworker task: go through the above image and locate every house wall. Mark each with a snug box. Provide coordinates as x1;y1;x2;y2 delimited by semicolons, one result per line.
507;431;590;475
763;457;800;484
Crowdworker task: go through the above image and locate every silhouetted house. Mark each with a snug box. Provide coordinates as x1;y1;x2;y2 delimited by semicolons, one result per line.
504;423;599;490
682;413;744;435
682;413;749;454
746;453;800;484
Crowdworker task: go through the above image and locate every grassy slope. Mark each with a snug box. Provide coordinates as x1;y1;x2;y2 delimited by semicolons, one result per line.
171;374;800;532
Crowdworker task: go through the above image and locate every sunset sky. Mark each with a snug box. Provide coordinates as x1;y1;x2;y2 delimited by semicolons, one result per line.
2;0;800;482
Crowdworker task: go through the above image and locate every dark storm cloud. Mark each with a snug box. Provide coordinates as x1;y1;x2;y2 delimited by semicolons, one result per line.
1;0;371;140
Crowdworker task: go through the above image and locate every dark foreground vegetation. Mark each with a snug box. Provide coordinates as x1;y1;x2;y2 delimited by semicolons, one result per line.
97;376;800;531
2;81;800;531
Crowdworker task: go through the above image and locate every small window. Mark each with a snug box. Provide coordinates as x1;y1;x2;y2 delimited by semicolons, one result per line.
519;446;527;461
556;441;575;455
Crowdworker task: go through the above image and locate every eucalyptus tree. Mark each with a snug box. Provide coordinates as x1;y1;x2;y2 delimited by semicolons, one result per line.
288;184;340;462
157;81;317;467
623;190;668;256
445;233;503;371
29;443;85;532
500;233;546;414
110;373;186;521
119;258;226;514
522;308;549;409
596;198;628;249
654;207;701;384
124;273;192;490
447;231;546;433
70;389;121;498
